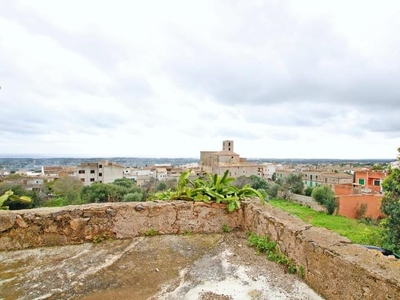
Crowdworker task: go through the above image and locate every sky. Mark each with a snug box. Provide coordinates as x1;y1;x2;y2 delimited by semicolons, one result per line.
1;0;400;159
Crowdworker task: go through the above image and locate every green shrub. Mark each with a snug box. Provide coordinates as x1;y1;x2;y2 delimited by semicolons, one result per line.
43;197;69;207
123;192;143;202
380;164;400;252
304;186;313;196
267;184;279;198
311;185;336;215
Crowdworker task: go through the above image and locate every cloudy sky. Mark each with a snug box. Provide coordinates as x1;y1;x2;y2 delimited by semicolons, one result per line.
1;0;400;159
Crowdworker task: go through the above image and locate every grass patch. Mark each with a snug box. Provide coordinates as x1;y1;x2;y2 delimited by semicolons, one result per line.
141;228;159;237
269;198;384;246
222;224;230;233
183;229;191;236
93;233;113;244
248;233;298;275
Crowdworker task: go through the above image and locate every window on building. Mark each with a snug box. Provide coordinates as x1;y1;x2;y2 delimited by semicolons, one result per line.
99;181;102;183
78;170;85;174
99;173;102;176
81;178;85;182
99;165;103;168
358;179;365;185
373;180;380;186
90;178;95;182
90;170;95;174
310;175;313;180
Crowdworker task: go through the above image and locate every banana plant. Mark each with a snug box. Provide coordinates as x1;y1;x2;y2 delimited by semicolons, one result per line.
153;170;265;212
0;190;32;210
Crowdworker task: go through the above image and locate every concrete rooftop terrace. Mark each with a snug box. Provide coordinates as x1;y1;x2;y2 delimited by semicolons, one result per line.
0;232;322;300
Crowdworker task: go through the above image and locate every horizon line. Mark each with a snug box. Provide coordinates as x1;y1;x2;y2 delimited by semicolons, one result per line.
0;155;394;161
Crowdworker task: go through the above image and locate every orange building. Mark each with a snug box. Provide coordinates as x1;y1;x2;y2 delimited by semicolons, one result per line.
336;194;384;219
334;174;385;220
354;170;387;193
334;184;361;196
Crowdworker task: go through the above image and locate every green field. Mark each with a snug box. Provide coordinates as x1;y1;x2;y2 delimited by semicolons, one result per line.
268;199;384;246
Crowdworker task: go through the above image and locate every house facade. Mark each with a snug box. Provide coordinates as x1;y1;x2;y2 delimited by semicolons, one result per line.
260;163;276;180
42;166;76;178
354;170;387;193
302;170;353;190
76;160;125;186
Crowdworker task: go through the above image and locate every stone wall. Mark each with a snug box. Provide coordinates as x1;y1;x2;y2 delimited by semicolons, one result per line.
289;193;326;212
0;201;243;250
242;202;400;300
1;201;399;299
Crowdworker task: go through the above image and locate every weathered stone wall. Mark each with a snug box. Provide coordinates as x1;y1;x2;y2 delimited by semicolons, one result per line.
289;193;326;212
242;202;400;300
1;201;399;299
0;201;243;250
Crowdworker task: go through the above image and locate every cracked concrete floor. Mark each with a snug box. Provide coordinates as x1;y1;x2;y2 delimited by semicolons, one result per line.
0;232;323;300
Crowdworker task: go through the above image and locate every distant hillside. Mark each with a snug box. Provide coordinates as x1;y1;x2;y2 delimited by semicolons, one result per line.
247;158;393;165
0;157;393;172
0;157;199;171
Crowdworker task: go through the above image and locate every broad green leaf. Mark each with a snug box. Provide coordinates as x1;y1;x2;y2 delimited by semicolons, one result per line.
0;194;8;207
18;196;32;204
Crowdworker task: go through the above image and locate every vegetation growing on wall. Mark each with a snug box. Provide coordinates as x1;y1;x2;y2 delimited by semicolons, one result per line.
247;233;298;274
153;170;265;212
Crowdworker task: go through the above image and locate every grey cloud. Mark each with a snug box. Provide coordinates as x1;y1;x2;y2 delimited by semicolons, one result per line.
0;104;60;136
163;3;400;112
63;109;129;132
0;99;129;137
0;3;128;72
360;108;400;133
240;102;345;129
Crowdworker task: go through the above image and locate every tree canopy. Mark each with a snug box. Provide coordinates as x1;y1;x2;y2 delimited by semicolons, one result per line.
311;185;336;215
51;177;83;203
278;174;304;198
80;179;144;204
381;148;400;251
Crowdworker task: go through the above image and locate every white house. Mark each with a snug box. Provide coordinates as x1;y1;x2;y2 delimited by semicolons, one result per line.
76;160;125;186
